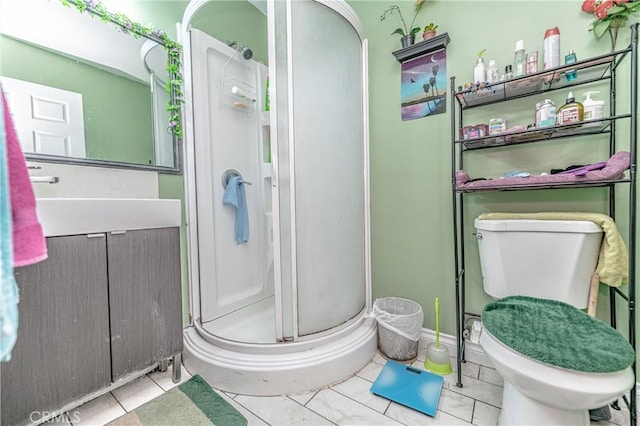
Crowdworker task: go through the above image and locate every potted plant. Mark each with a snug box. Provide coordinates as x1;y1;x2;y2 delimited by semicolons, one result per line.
422;22;438;40
380;0;426;48
581;0;640;50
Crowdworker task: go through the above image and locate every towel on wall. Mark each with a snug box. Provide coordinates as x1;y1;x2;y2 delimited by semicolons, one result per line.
223;175;249;244
0;90;19;361
478;212;628;287
2;91;47;267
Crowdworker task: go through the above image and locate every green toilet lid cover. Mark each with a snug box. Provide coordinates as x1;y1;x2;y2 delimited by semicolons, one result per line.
482;295;635;373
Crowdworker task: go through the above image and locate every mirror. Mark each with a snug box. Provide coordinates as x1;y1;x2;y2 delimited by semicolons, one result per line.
0;0;183;173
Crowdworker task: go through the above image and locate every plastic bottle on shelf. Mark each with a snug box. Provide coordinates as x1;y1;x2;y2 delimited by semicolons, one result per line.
487;60;500;84
582;91;604;126
564;50;577;81
556;91;584;125
544;27;561;82
500;65;514;81
535;99;557;128
513;40;526;77
474;57;487;84
543;27;561;71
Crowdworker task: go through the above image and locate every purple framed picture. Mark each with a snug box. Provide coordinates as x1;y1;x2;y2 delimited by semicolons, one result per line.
401;49;447;121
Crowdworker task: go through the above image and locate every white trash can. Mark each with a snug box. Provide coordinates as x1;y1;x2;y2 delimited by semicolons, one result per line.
372;297;423;361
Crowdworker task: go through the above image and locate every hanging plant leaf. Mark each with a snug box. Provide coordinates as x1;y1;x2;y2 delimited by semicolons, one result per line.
594;20;611;38
607;5;626;15
391;28;405;36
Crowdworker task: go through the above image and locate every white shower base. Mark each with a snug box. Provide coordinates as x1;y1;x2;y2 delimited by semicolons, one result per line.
183;313;378;395
201;296;276;344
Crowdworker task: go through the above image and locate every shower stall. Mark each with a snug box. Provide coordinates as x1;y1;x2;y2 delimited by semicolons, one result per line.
180;0;376;395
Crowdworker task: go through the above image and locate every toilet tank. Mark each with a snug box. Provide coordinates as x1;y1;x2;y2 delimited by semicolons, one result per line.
474;219;604;309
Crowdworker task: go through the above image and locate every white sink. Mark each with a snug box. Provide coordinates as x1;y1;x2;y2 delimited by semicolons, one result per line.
36;198;182;237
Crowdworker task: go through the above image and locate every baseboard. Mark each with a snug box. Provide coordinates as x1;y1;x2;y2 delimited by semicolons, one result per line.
420;327;492;368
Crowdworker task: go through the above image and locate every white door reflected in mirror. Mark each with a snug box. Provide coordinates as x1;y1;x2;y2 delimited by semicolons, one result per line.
1;76;86;158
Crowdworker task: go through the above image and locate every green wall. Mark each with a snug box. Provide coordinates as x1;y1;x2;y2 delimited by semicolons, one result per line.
0;36;154;164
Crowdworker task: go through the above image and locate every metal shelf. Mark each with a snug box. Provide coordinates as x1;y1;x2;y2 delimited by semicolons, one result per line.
454;49;629;109
456;178;629;194
458;115;629;150
450;24;638;425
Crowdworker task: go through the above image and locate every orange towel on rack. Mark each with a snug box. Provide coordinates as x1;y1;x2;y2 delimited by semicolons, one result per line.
2;91;47;267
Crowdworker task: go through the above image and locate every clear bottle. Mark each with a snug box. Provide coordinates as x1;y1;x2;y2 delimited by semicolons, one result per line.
474;57;486;84
513;40;526;77
487;60;500;84
500;65;514;81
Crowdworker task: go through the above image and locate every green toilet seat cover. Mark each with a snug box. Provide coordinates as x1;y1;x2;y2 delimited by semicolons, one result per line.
482;296;635;373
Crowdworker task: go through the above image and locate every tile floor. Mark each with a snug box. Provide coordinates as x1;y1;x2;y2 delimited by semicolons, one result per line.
48;349;632;426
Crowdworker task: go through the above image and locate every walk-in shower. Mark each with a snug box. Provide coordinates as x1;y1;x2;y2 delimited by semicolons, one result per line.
180;0;376;395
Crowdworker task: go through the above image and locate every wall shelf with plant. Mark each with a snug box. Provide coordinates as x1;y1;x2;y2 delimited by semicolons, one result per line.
392;32;450;63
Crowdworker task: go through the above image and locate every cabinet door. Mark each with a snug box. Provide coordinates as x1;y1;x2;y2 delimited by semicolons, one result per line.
107;228;182;381
1;235;111;426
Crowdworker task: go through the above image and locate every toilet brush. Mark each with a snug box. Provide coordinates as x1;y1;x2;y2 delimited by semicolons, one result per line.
424;298;453;375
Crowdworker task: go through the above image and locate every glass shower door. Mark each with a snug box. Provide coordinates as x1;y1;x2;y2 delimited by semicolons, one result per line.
269;0;368;340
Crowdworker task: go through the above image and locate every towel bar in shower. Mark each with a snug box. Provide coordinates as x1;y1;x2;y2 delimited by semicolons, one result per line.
221;169;252;189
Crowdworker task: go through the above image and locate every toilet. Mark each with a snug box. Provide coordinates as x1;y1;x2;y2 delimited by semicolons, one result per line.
475;218;635;426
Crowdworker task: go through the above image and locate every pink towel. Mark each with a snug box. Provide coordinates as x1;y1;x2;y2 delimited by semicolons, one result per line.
456;151;631;190
2;92;47;267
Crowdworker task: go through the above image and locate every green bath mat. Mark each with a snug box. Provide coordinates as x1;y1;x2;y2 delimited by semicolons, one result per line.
108;375;247;426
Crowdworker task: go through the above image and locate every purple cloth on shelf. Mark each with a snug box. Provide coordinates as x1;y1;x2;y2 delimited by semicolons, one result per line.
556;162;607;176
456;151;630;190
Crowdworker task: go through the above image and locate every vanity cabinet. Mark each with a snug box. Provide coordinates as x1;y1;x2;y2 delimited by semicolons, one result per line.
1;234;111;426
0;227;182;426
107;228;182;380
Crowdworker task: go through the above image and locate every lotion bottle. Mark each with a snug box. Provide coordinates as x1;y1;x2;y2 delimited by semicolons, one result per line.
474;57;486;84
557;91;584;125
582;91;604;126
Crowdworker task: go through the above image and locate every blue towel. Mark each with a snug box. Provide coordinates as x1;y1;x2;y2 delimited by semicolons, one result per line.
0;89;19;362
223;176;249;244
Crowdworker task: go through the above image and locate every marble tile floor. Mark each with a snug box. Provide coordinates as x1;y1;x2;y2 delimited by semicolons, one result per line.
46;350;631;426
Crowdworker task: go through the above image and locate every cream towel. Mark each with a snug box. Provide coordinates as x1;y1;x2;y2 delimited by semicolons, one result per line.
478;212;629;287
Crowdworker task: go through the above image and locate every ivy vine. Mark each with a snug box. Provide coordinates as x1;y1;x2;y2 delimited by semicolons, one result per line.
59;0;183;138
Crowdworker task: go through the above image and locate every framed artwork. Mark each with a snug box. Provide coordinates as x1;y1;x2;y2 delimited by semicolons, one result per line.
400;48;447;121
